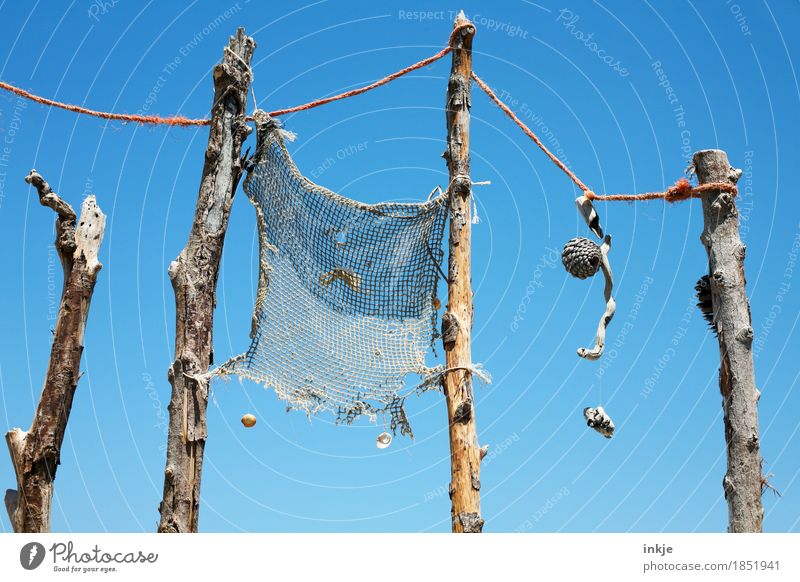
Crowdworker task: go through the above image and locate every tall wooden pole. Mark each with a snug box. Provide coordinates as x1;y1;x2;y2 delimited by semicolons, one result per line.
158;28;255;533
694;149;763;532
5;171;105;532
442;12;482;533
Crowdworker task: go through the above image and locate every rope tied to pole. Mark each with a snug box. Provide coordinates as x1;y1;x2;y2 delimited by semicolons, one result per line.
584;179;739;203
0;23;474;126
470;71;738;203
0;21;738;203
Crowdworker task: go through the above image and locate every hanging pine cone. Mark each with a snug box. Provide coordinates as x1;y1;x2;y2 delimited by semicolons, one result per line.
562;237;602;279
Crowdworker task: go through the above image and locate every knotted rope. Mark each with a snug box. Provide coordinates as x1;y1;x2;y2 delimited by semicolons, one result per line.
0;23;473;126
584;179;739;202
0;21;737;204
471;71;738;203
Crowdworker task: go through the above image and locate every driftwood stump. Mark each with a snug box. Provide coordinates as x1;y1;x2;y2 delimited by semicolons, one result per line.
157;28;255;533
5;170;105;532
442;13;483;534
693;149;763;532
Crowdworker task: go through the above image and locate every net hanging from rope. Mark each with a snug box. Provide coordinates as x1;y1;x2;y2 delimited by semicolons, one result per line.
220;114;449;437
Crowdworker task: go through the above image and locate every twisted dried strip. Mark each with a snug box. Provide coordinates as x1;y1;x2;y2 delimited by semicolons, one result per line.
577;235;615;360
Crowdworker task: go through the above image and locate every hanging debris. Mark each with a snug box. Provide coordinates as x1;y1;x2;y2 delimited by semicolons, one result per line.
570;236;616;360
575;194;603;238
584;406;615;438
562;237;602;279
564;189;618;360
376;431;392;449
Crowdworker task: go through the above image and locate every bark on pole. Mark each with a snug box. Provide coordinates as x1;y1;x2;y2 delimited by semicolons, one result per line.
5;170;105;533
158;28;255;533
693;149;764;532
442;12;482;534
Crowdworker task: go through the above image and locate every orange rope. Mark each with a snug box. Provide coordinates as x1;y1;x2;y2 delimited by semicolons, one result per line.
471;70;737;202
0;24;738;204
0;81;210;126
270;23;472;117
471;71;590;193
586;179;738;202
0;23;473;126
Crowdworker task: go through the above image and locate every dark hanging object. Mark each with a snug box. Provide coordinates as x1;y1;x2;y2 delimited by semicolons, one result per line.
562;237;602;279
584;406;615;439
695;275;717;335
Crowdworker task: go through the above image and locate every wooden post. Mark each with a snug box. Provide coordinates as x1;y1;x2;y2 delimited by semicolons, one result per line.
442;12;482;533
5;170;105;532
158;28;255;533
694;149;763;532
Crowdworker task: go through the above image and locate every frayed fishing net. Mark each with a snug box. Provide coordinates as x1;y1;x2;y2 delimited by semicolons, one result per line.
222;115;449;437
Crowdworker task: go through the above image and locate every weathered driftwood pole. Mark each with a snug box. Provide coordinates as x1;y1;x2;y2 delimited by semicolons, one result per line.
694;149;763;532
5;170;105;532
158;28;255;533
441;12;482;533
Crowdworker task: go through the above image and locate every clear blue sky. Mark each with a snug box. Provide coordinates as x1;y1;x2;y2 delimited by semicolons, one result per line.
1;0;798;533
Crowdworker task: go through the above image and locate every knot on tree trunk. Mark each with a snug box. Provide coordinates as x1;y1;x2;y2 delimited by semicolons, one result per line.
453;399;473;424
441;311;460;349
456;512;484;533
